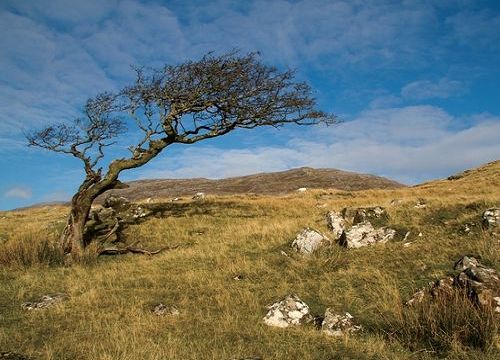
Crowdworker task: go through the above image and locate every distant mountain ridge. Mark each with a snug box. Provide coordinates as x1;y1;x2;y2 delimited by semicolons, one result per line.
101;167;405;201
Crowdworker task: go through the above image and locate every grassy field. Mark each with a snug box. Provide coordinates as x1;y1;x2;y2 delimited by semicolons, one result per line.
0;161;499;359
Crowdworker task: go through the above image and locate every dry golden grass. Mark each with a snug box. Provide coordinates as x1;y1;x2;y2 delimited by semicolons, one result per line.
0;161;498;359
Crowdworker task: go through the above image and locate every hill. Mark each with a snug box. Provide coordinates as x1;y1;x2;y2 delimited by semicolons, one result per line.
103;167;404;201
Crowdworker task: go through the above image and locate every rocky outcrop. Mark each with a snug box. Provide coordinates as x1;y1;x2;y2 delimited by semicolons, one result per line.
340;222;395;249
21;293;68;310
482;208;499;229
263;294;311;328
291;228;331;255
454;257;500;312
407;256;500;314
321;309;362;336
325;206;396;249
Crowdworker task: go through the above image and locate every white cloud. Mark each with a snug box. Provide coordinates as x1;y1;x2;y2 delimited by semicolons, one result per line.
138;106;500;184
4;186;32;199
401;78;464;100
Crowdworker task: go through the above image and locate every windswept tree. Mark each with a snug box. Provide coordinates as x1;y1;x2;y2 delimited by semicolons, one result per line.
27;51;336;258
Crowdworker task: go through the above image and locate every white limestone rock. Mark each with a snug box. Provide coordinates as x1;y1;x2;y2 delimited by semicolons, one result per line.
326;211;346;240
483;208;499;228
291;228;331;255
263;294;311;328
341;222;395;248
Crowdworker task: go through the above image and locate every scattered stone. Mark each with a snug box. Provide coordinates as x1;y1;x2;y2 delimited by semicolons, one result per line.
316;203;327;208
321;309;362;336
152;303;180;316
390;199;403;206
418;232;423;237
231;357;262;360
403;242;413;247
414;200;427;209
263;294;311;328
21;293;68;310
171;197;181;202
0;352;33;360
296;187;307;193
233;275;244;281
291;228;331;255
280;250;289;257
326;211;346;240
482;208;499;229
403;231;411;242
340;222;395;249
192;192;206;200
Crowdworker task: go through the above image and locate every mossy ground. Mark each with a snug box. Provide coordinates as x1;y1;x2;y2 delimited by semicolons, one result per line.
0;162;499;359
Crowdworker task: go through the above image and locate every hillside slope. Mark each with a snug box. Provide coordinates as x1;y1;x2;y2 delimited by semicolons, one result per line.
0;161;498;360
104;167;404;201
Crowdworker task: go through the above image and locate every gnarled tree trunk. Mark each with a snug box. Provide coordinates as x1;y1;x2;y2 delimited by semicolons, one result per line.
60;192;94;257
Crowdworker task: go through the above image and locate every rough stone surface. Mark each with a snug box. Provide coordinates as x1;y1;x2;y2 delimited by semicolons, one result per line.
103;195;131;212
340;222;395;249
454;261;500;312
152;303;180;316
482;208;499;229
352;207;386;225
263;294;311;328
406;277;455;306
454;256;479;271
326;211;346;240
21;293;68;310
291;228;331;254
321;309;362;336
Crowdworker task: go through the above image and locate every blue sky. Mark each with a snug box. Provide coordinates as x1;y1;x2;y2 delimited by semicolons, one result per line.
1;0;500;210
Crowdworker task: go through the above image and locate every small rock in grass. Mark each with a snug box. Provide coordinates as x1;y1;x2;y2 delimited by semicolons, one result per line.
21;293;68;310
321;309;362;336
263;294;311;328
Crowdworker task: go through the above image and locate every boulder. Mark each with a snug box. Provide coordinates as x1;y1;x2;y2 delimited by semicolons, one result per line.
482;208;499;229
291;228;331;254
321;309;362;336
296;187;307;193
325;211;346;240
340;222;395;249
21;293;68;310
263;294;311;328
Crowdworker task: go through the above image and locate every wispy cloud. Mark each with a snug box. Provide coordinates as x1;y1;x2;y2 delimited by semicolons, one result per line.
401;78;464;100
4;186;32;199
